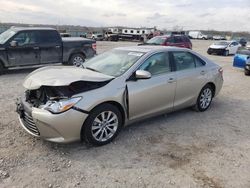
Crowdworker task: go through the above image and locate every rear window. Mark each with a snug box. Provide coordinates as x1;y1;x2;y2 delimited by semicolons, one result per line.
174;36;184;43
38;30;61;43
146;37;166;45
182;36;191;42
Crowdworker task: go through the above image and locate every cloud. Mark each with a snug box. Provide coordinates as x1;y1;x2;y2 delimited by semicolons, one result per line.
0;0;249;31
199;13;213;17
102;13;127;17
147;13;166;20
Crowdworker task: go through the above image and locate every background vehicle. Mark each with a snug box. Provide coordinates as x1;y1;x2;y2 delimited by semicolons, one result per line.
17;46;223;146
233;46;250;75
0;27;96;74
238;38;247;47
86;33;104;41
60;33;71;37
213;35;226;40
188;31;207;40
207;41;241;56
104;31;119;41
140;35;192;49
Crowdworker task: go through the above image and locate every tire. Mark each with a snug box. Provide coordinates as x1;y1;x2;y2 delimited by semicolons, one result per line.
224;50;229;56
0;63;5;75
68;53;85;67
82;104;122;146
194;84;213;112
245;68;250;76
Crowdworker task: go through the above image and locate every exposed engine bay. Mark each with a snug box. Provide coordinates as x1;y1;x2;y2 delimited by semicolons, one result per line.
25;80;110;108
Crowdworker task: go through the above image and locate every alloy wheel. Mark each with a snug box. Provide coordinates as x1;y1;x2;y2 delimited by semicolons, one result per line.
199;88;212;109
91;111;119;142
73;56;84;67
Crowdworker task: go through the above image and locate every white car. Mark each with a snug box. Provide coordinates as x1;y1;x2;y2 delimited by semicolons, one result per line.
207;41;241;56
188;31;207;40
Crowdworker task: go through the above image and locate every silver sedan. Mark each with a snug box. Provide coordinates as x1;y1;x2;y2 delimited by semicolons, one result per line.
17;46;223;146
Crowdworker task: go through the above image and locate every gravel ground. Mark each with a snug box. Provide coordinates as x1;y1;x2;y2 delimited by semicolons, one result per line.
0;40;250;188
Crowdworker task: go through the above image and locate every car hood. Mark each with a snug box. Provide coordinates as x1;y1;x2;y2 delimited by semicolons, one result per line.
209;44;227;49
23;66;114;90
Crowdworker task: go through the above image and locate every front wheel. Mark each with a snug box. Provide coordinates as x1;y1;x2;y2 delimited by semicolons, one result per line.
0;63;5;75
68;53;85;67
194;85;213;112
245;68;250;76
82;104;122;146
224;50;229;56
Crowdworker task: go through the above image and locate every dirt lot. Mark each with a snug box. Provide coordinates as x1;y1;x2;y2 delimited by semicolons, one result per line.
0;40;250;188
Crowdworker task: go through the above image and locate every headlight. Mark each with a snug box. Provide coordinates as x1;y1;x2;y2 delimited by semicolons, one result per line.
43;97;82;114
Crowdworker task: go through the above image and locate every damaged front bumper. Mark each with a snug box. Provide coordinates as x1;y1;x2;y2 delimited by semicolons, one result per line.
16;96;89;143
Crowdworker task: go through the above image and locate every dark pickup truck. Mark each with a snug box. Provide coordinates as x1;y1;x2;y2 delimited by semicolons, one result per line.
0;27;96;74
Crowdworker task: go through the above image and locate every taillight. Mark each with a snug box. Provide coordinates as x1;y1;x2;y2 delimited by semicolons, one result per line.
218;67;223;78
92;43;96;51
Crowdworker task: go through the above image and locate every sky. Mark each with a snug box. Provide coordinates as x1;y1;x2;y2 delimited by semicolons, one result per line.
0;0;250;31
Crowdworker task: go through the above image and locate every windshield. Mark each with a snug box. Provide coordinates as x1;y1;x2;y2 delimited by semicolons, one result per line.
0;29;16;44
146;37;166;45
214;41;230;46
83;49;144;77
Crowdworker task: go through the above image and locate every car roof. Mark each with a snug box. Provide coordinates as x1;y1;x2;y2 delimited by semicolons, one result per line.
115;46;190;53
10;27;56;31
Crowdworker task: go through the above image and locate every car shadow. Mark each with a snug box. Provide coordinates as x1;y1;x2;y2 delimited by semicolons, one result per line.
3;67;38;75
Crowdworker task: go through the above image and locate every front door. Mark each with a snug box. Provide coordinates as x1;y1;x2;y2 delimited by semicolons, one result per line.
127;52;176;120
7;31;40;66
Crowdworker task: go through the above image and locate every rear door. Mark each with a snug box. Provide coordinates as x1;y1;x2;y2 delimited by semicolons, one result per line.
7;30;40;66
171;51;207;110
38;30;62;64
127;52;176;120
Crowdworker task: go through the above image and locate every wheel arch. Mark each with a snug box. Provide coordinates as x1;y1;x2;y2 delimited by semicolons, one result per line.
80;101;126;142
68;51;86;62
91;101;126;126
206;82;216;97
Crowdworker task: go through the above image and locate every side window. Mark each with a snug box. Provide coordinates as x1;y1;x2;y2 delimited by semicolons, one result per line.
232;42;238;46
139;53;171;75
172;52;195;71
166;37;174;43
193;55;206;67
39;31;60;43
13;31;37;46
174;36;183;43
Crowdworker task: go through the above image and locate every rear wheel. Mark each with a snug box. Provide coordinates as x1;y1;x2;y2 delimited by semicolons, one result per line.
82;104;122;146
68;53;85;67
194;85;213;112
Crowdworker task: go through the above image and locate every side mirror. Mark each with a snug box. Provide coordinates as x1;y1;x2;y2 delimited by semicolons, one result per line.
10;41;18;47
135;70;151;79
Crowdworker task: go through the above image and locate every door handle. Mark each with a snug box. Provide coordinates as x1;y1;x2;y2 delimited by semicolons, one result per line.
200;70;206;75
33;47;39;50
168;78;176;83
55;46;61;48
